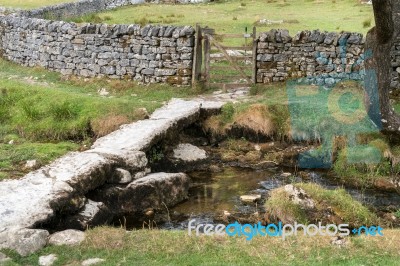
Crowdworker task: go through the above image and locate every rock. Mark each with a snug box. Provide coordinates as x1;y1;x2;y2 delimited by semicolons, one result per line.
0;151;118;228
209;164;222;173
39;254;58;266
0;227;49;256
240;195;262;203
280;172;292;178
89;172;190;215
0;252;11;263
25;159;38;169
8;139;14;145
108;168;132;184
284;184;315;209
324;78;336;87
330;236;348;247
172;143;207;162
81;258;105;266
48;230;85;246
63;200;113;230
97;88;109;96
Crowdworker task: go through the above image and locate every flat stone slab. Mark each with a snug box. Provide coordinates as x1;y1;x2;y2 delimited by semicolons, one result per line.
92;99;202;152
173;143;207;162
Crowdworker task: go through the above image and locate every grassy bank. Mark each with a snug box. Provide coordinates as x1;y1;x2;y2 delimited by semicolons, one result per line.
0;59;193;180
266;183;379;226
70;0;374;37
2;226;400;265
204;82;400;187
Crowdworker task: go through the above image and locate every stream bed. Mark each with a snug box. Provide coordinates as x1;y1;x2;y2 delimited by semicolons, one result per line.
155;166;400;229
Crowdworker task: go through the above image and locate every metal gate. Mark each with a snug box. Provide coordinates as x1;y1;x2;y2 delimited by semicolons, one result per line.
192;25;257;89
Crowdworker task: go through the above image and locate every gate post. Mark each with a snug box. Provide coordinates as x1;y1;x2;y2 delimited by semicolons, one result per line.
203;33;211;89
192;24;203;87
252;26;258;84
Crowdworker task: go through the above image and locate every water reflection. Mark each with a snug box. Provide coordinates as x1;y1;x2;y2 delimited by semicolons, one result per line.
171;167;400;217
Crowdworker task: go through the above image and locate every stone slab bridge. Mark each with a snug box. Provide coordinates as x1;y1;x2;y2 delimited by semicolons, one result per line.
0;98;224;256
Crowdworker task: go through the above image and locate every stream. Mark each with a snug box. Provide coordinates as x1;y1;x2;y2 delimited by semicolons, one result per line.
155;166;400;229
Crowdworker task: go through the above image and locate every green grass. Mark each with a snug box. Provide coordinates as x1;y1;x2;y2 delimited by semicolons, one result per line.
0;137;78;180
0;58;194;179
265;183;378;227
0;0;73;9
297;183;379;226
71;0;374;42
2;226;400;265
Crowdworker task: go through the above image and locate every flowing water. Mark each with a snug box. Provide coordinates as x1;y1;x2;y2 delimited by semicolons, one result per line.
161;166;400;229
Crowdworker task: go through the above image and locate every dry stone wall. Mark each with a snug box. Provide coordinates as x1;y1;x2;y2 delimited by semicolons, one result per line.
0;0;399;87
0;16;194;85
256;29;400;90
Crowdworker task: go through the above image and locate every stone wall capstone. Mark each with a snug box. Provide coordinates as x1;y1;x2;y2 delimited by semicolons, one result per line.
0;15;194;85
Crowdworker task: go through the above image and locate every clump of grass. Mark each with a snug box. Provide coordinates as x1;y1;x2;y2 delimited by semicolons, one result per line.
363;18;372;28
71;14;109;24
221;102;235;123
333;140;394;187
90;114;130;137
203;100;290;141
266;183;379;227
234;104;276;137
265;186;309;224
297;183;379;227
49;101;80;121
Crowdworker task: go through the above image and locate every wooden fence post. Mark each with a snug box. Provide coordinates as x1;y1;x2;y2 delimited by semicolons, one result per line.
204;33;211;89
252;26;258;84
192;24;203;87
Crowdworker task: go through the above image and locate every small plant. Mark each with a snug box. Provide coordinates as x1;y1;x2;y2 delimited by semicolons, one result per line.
148;145;165;163
240;2;246;6
395;210;400;219
21;102;42;120
50;101;79;121
221;103;235;123
134;17;149;26
363;18;372;28
233;16;238;20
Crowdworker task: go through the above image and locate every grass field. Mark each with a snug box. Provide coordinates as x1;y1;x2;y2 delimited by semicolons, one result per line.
70;0;374;37
2;226;400;265
0;0;74;9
